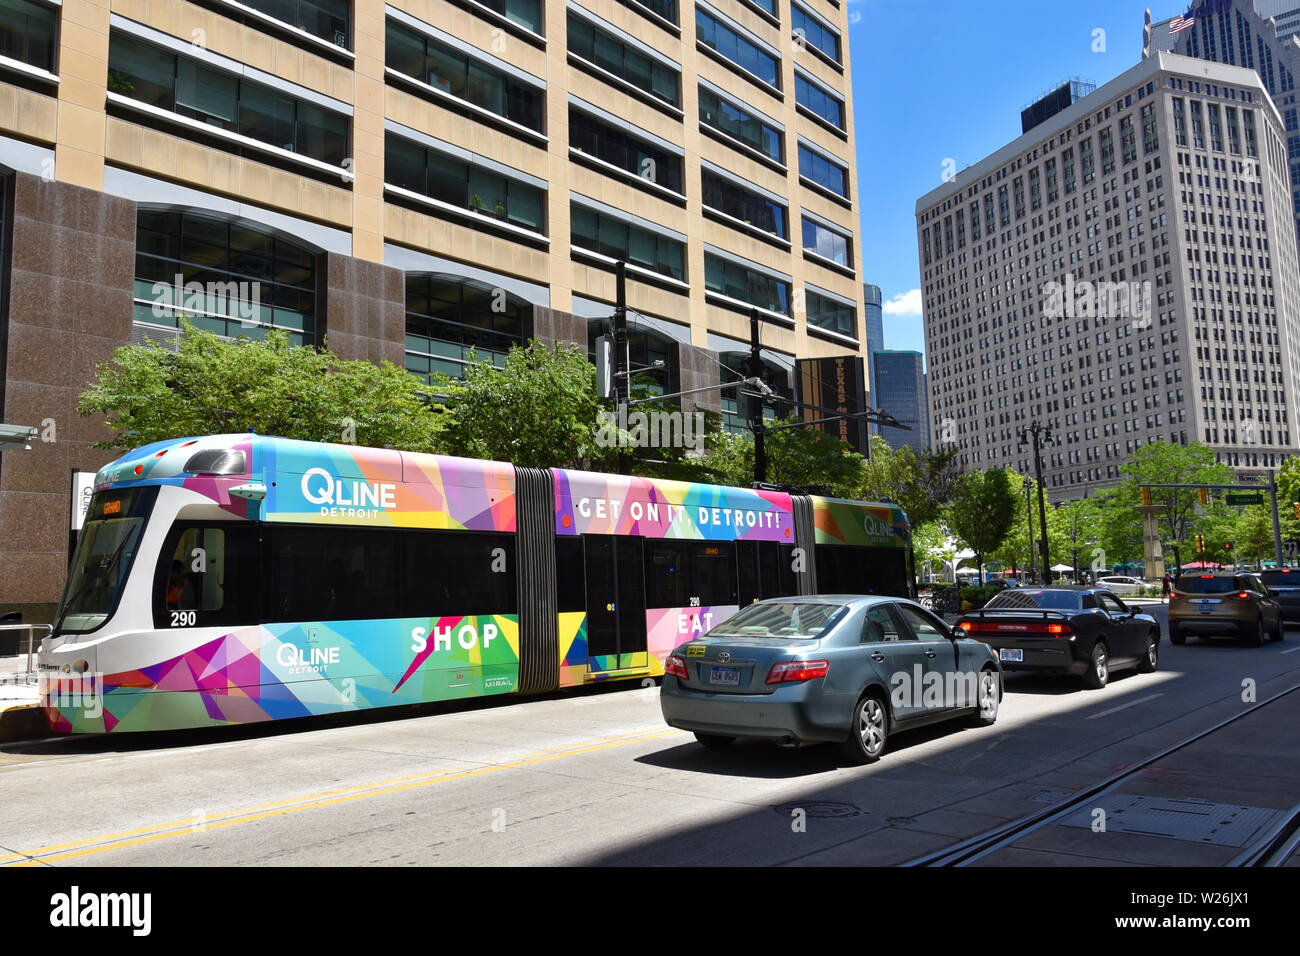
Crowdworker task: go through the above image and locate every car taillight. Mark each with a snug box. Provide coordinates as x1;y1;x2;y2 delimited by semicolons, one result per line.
766;660;829;684
665;655;689;679
1232;591;1252;600
963;620;1073;637
1045;623;1073;636
1169;590;1183;599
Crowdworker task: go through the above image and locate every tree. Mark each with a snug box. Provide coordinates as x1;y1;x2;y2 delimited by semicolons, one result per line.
1095;487;1145;569
435;340;602;469
1116;441;1233;569
1055;497;1102;577
78;320;442;451
946;467;1018;580
857;437;960;527
1231;505;1275;568
913;521;957;582
705;417;865;497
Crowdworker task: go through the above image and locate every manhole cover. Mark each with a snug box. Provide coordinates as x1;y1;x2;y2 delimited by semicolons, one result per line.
1058;793;1285;846
773;801;863;819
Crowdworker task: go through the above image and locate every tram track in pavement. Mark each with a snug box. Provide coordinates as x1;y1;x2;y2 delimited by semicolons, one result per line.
902;681;1300;867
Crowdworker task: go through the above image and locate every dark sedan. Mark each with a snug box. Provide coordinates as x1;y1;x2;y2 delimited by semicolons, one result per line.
1259;569;1300;624
660;595;1002;764
955;587;1160;689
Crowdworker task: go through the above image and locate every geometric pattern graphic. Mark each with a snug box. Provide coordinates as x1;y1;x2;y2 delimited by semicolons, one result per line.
811;497;910;547
44;614;520;733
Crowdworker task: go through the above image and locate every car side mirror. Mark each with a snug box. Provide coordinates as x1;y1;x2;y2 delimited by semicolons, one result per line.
950;625;966;640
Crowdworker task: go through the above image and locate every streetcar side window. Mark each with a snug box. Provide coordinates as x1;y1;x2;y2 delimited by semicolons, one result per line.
266;527;398;623
401;531;518;617
153;524;258;629
646;541;690;608
814;544;908;597
555;536;586;613
693;542;737;606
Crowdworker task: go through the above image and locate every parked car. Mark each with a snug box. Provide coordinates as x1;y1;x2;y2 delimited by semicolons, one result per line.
955;587;1160;689
1258;568;1300;623
1168;573;1283;646
660;596;1002;763
1095;575;1148;595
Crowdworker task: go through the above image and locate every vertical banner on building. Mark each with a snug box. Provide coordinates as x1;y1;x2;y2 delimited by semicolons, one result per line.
796;356;868;454
71;471;96;531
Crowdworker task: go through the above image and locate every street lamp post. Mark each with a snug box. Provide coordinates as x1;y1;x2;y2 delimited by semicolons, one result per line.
1024;480;1036;584
1018;422;1053;588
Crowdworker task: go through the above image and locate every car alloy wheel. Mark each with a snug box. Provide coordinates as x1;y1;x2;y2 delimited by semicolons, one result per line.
969;669;1000;726
841;694;888;764
1083;641;1109;689
1253;617;1266;647
1138;632;1159;673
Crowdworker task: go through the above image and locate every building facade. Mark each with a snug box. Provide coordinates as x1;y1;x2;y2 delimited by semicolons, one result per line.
862;279;882;425
916;52;1300;500
873;349;930;451
0;0;867;622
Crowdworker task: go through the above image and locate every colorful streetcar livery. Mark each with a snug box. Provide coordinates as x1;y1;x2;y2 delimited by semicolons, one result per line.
42;434;914;732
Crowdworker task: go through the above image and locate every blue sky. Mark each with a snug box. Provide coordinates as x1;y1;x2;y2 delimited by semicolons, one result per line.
846;0;1172;363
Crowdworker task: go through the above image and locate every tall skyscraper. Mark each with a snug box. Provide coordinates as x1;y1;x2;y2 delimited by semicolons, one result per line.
1145;0;1300;252
916;52;1300;499
862;282;885;429
874;350;931;451
0;0;868;621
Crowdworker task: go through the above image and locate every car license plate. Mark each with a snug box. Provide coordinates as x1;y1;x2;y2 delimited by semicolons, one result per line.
1199;601;1215;614
709;667;740;686
999;648;1024;662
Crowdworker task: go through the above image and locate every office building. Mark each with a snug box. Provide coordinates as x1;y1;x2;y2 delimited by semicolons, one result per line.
0;0;867;621
873;349;930;451
916;52;1300;499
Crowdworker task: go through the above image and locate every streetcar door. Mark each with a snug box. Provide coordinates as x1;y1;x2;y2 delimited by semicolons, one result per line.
582;535;647;674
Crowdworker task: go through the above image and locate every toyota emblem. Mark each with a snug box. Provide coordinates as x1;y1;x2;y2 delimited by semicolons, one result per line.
717;651;731;663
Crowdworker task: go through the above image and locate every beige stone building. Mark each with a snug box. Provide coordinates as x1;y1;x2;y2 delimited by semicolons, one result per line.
0;0;866;621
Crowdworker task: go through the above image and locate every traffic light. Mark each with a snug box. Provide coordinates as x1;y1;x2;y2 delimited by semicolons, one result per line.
1198;487;1208;506
1196;534;1205;553
1140;486;1151;507
1294;501;1300;520
1225;541;1233;553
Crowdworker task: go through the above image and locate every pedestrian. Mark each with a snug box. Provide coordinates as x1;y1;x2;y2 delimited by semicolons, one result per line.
1161;572;1172;602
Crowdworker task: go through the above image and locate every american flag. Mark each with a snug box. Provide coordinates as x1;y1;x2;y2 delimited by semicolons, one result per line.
1170;14;1196;34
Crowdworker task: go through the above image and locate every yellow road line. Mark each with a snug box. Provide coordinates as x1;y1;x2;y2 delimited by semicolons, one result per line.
4;727;681;866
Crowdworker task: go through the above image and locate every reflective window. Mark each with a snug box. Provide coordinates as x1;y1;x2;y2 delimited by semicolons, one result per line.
695;9;780;89
244;0;350;48
0;0;56;72
704;254;790;315
801;217;850;266
618;0;677;25
569;108;684;193
792;4;840;63
475;0;542;34
862;604;906;642
698;85;782;163
701;170;787;238
798;144;847;197
152;524;260;629
108;34;350;166
134;209;318;345
567;13;679;107
405;274;530;381
385;21;544;132
266;527;398;623
386;134;545;233
795;73;844;130
571;204;685;280
806;291;855;338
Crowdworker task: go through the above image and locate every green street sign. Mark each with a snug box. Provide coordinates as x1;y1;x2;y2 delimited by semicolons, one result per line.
1225;492;1265;506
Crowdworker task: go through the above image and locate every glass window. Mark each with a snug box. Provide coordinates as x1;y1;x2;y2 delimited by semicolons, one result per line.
153;524;260;629
570;204;685;280
618;0;677;24
795;73;844;130
806;291;855;338
401;531;518;616
707;601;848;640
568;108;684;193
695;9;779;89
862;603;907;642
895;603;949;641
801;217;850;266
701;170;787;238
405;274;530;381
698;86;783;163
798;144;847;197
55;488;159;635
792;4;840;63
567;13;680;107
704;253;790;315
0;0;56;72
266;527;398;623
244;0;351;48
814;544;909;597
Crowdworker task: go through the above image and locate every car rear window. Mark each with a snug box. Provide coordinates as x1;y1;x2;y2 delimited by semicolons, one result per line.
986;589;1082;610
707;602;849;640
1175;576;1237;593
1260;571;1300;586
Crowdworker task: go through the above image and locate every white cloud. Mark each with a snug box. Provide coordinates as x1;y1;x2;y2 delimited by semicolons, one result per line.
882;289;923;316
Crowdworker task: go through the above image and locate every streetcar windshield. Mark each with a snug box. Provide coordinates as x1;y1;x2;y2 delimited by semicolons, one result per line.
706;601;848;640
54;487;157;635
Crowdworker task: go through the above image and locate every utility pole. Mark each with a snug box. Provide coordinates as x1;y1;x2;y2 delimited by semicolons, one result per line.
749;307;767;484
613;260;630;475
1018;422;1052;585
1024;480;1036;584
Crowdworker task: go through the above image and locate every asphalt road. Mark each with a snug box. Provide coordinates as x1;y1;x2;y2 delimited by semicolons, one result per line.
3;603;1298;866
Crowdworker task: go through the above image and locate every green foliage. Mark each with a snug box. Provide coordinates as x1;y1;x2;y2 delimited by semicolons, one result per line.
960;585;1001;609
435;340;600;468
857;437;960;527
1116;440;1233;565
78;320;442;451
1231;505;1275;566
705;417;865;497
947;467;1019;575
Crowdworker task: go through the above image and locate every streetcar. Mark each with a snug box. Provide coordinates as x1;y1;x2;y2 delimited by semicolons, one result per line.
40;434;914;733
